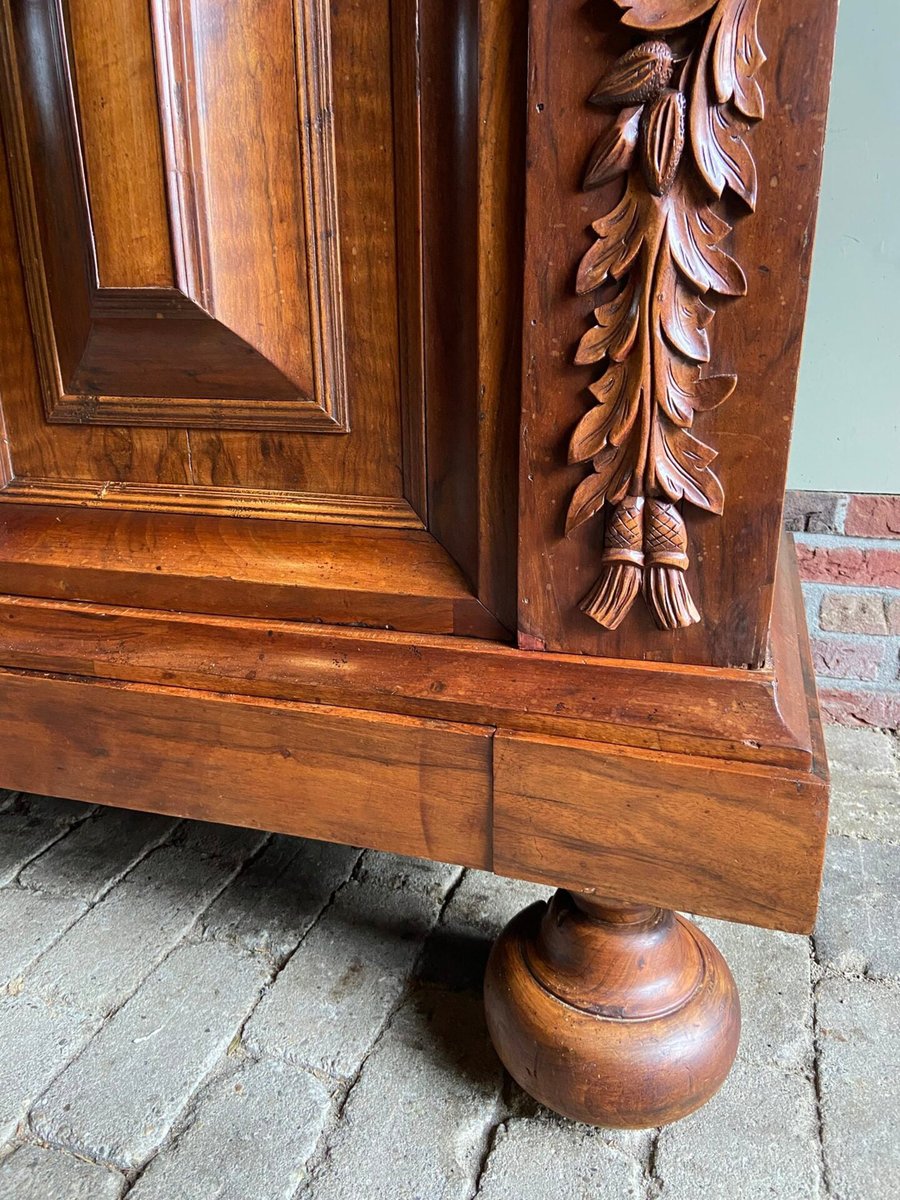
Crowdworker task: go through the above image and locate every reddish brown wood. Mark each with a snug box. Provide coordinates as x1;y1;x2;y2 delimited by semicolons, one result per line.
0;668;493;870
0;537;813;769
0;0;517;633
519;0;840;666
0;504;508;638
484;891;740;1127
0;0;838;1133
493;727;827;932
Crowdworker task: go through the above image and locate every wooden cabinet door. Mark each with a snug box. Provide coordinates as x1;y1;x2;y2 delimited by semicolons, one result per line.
0;0;514;637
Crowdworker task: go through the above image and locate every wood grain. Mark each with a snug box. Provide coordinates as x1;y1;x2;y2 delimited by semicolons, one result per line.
0;538;816;769
67;0;173;288
492;721;828;931
518;0;840;666
0;504;508;638
0;0;515;634
484;893;740;1126
0;668;493;869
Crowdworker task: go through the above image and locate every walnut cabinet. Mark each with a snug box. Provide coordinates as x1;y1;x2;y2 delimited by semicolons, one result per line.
0;0;839;1127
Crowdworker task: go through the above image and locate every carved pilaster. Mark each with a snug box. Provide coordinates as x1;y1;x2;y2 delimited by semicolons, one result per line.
568;0;765;630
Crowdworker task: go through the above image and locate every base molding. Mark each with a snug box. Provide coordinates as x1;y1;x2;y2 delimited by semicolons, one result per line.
0;541;827;934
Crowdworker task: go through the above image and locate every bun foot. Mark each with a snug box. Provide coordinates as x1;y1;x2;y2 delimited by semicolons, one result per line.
484;890;740;1128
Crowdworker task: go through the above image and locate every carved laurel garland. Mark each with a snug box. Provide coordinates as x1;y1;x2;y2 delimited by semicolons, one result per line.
568;0;765;630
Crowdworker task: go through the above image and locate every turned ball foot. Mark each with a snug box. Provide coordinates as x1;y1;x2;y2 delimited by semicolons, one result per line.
484;891;740;1128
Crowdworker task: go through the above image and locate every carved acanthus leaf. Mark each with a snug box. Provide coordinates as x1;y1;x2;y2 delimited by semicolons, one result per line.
576;187;644;294
569;0;764;631
613;0;719;31
584;108;642;190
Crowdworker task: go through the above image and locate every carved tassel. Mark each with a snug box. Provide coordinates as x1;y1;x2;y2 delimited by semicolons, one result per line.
581;497;645;629
642;499;701;629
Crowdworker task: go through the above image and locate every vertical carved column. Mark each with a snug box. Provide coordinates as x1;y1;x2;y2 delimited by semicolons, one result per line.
568;0;764;632
517;0;840;667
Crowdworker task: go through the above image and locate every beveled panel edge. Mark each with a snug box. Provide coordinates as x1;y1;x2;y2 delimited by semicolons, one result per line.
291;0;349;431
0;0;351;432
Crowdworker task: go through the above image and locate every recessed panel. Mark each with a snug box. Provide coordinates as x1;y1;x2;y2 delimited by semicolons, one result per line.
5;0;345;431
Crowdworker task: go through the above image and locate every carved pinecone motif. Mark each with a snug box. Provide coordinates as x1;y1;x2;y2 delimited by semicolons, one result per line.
644;499;689;570
602;497;645;565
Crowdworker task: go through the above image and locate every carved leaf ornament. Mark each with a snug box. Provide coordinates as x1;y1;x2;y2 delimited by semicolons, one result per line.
568;0;765;630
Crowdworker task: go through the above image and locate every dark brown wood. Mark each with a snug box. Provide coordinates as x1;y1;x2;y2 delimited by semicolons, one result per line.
519;0;840;666
484;892;740;1127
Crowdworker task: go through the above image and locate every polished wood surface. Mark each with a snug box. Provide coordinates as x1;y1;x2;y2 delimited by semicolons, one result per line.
0;539;812;769
518;0;840;666
0;542;827;934
0;0;837;1131
0;504;508;638
0;0;519;634
0;669;493;870
493;727;827;932
484;892;740;1127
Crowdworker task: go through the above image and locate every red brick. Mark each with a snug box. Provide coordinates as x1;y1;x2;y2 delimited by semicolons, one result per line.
845;494;900;539
796;542;900;588
888;596;900;636
820;688;900;731
819;591;889;636
811;638;884;682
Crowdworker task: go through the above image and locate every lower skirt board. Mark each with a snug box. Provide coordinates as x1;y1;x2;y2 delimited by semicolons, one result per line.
0;654;825;934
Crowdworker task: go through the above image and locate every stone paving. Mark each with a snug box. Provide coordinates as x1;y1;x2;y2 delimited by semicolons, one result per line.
0;725;897;1199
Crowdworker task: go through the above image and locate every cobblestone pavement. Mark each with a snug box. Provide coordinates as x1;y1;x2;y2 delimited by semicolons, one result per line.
0;725;897;1199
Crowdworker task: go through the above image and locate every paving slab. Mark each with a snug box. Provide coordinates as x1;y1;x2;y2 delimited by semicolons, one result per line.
654;1059;821;1200
26;838;254;1016
245;852;460;1077
825;727;900;843
697;918;813;1070
302;986;503;1200
169;821;269;863
0;887;85;992
128;1057;331;1200
0;796;95;886
418;868;553;992
203;835;360;963
814;834;900;980
474;1116;646;1200
817;975;900;1200
824;726;897;777
0;996;98;1146
30;940;269;1171
20;808;175;901
0;1143;125;1200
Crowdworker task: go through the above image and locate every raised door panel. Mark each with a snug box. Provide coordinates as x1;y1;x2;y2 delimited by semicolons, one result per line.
0;0;411;517
0;0;517;637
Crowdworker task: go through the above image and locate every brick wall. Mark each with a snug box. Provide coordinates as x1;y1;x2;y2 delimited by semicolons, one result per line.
785;492;900;731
